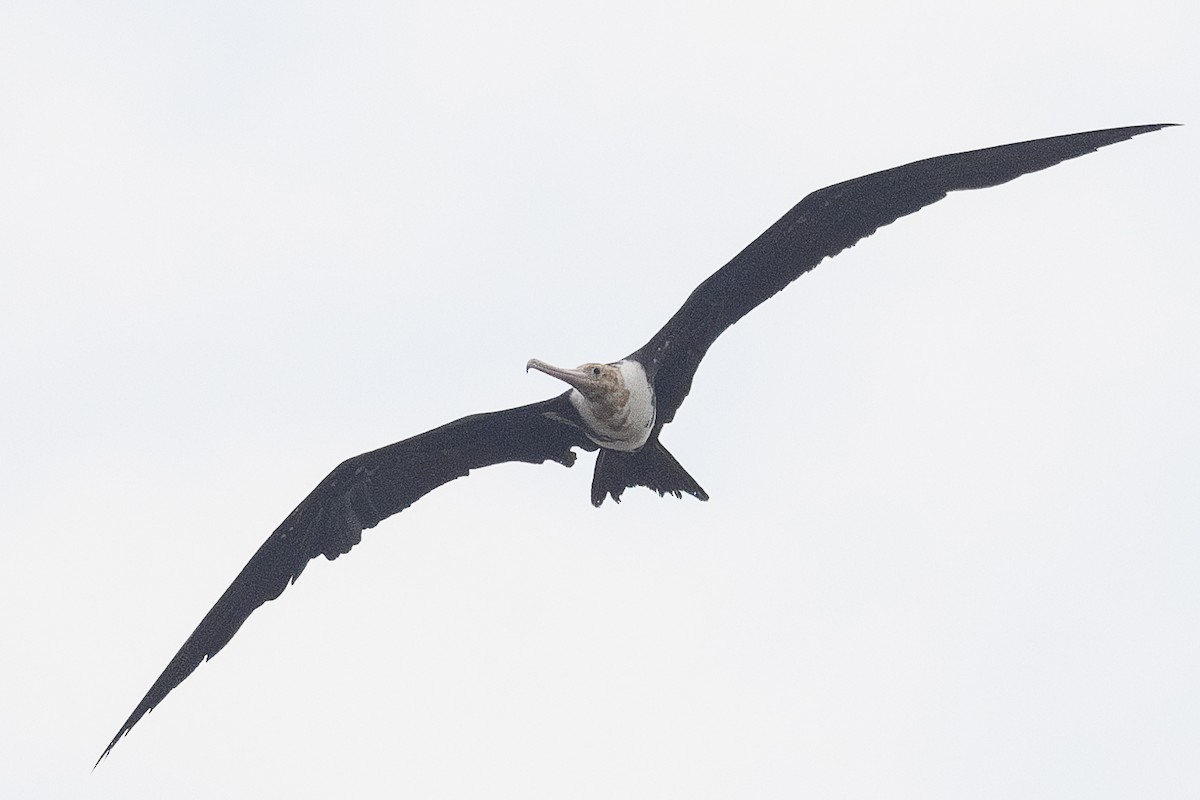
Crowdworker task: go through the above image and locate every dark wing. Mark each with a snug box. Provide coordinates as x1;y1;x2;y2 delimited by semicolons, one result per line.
632;124;1174;426
98;392;593;765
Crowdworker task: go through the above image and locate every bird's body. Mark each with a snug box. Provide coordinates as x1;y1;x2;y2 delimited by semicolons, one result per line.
99;123;1174;764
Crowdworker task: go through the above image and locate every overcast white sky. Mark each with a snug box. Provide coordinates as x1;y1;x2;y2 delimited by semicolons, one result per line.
2;1;1197;798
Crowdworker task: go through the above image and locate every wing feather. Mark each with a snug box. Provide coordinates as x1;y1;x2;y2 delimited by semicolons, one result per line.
634;124;1173;425
98;392;592;764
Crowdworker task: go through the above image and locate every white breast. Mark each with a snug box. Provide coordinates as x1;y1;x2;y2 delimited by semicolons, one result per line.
569;359;656;451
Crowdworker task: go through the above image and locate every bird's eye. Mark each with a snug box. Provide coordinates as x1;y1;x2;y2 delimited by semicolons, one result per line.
592;367;602;376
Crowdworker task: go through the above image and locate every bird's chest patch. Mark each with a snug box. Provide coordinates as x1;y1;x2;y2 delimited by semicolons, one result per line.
570;361;655;451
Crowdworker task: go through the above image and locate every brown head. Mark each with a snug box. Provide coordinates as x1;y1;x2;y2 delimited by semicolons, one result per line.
526;358;654;450
525;359;628;406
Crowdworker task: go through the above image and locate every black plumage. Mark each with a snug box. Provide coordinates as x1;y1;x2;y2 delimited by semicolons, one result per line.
99;124;1171;764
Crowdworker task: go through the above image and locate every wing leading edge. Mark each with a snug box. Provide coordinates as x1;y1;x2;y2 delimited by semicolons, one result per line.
98;392;592;764
634;124;1174;426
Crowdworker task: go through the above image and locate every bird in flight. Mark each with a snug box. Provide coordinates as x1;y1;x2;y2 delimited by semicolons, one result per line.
98;123;1172;764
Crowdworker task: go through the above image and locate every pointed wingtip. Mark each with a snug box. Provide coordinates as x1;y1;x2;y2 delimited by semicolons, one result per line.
94;691;161;769
1137;123;1180;134
1125;123;1180;137
93;732;122;770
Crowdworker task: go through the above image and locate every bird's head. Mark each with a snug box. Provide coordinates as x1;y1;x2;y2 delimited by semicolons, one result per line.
525;358;626;403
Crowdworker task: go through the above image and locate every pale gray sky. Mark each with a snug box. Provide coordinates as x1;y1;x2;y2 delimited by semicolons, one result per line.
2;2;1197;798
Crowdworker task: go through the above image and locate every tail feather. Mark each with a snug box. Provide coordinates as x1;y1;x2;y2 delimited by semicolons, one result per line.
590;441;709;506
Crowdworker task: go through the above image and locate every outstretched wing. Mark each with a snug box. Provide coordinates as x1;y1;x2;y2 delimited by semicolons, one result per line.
632;124;1173;426
98;392;593;764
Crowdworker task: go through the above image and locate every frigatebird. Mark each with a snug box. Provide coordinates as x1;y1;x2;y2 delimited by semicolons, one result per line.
99;124;1172;763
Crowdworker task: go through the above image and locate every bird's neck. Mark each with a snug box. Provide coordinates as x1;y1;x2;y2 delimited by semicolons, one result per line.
570;360;655;451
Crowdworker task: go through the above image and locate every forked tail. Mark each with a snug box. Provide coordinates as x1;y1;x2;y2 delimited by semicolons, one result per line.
590;440;709;506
